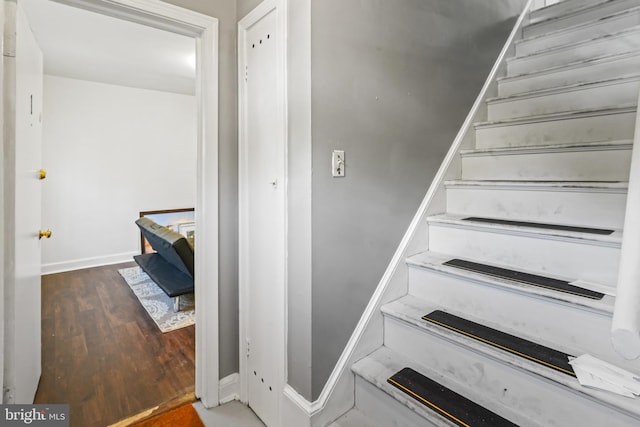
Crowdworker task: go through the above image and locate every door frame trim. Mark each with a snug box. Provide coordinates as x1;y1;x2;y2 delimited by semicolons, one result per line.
238;0;288;422
50;0;220;407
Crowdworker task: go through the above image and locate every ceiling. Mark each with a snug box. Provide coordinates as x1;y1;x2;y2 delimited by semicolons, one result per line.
20;0;196;95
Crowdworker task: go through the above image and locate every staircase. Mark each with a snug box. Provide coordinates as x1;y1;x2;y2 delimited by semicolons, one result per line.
330;0;640;426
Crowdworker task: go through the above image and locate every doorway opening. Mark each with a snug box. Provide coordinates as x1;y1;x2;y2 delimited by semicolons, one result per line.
16;0;219;413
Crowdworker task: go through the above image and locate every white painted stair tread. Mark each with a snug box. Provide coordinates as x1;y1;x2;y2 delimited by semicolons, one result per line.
527;0;629;25
508;24;640;65
381;295;640;419
427;213;622;244
461;139;632;154
474;104;636;129
328;408;382;427
524;0;640;38
444;180;629;191
352;347;532;427
444;180;628;230
487;76;640;121
519;4;640;50
498;50;640;83
383;294;577;364
405;250;615;313
487;74;640;104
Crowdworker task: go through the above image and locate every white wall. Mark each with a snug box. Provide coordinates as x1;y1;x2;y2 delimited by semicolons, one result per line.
41;75;196;274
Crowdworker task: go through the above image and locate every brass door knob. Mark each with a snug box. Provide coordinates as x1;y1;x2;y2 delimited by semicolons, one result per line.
39;169;47;180
39;229;52;239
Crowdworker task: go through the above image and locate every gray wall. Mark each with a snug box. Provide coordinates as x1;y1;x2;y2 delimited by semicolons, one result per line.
309;0;527;399
237;0;262;20
163;0;239;379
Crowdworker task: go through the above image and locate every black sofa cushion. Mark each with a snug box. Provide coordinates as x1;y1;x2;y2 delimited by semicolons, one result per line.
133;252;194;297
135;217;194;278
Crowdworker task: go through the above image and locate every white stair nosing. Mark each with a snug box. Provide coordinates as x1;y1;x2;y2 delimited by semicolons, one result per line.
427;213;622;246
497;50;640;84
474;104;636;129
508;24;640;64
444;180;629;193
460;140;633;156
382;295;640;421
487;74;640;105
405;250;615;314
519;4;640;47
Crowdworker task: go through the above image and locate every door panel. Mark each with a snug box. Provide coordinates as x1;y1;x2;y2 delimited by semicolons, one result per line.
8;4;44;403
244;8;284;427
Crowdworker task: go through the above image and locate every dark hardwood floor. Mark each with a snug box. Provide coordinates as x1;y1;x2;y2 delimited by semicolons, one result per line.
35;262;195;427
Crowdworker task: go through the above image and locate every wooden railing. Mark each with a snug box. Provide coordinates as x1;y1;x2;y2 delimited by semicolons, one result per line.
611;92;640;360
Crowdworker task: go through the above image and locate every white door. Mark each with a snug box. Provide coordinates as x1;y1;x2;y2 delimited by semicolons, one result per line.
241;6;284;427
3;3;44;403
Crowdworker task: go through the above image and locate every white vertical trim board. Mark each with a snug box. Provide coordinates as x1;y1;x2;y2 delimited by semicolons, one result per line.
238;0;288;425
0;0;7;402
612;90;640;360
303;1;537;425
49;0;220;408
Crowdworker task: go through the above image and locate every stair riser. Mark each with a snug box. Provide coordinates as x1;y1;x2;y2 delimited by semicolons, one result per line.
354;376;443;427
524;0;640;38
518;9;640;56
405;267;640;371
498;53;640;97
461;148;632;181
475;111;636;148
383;315;639;426
527;0;619;24
488;78;640;121
427;223;620;284
445;185;627;229
509;31;640;76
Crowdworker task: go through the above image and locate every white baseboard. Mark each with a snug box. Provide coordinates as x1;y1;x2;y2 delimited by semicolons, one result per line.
219;373;240;404
282;385;313;427
41;251;138;275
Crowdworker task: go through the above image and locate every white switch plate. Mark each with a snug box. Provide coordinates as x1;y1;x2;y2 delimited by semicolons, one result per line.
332;150;345;177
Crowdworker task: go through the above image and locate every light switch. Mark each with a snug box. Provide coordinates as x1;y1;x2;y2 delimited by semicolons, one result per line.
332;150;345;177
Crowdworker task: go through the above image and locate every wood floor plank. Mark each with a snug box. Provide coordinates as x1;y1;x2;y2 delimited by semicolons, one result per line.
35;262;195;427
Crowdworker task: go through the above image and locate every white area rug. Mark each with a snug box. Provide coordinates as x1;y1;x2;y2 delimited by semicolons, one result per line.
118;266;195;333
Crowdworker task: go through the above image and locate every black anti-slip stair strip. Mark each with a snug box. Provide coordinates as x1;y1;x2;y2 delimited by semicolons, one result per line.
422;310;575;377
443;258;605;300
462;217;614;235
387;367;519;427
